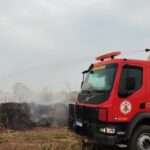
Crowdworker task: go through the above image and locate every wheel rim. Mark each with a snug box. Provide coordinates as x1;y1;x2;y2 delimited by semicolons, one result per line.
137;134;150;150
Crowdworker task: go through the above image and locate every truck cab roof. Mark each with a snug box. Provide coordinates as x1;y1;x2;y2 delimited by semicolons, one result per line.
94;58;150;68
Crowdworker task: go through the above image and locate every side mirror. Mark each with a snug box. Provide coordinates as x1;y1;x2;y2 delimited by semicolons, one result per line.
81;81;84;88
81;71;88;89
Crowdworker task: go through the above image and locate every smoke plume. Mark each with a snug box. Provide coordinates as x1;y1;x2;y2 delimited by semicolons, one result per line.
0;82;78;129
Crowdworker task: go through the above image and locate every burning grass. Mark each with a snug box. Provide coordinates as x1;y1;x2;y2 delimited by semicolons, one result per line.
0;128;82;150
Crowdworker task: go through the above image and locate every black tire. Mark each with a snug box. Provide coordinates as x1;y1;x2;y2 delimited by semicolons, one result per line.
129;125;150;150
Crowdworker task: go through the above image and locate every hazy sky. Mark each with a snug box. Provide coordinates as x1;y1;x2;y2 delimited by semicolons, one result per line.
0;0;149;92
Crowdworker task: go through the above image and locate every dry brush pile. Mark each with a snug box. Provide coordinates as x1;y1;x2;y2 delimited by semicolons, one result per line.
0;102;68;129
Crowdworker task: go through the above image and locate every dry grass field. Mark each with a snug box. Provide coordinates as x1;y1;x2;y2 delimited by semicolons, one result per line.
0;128;82;150
0;128;125;150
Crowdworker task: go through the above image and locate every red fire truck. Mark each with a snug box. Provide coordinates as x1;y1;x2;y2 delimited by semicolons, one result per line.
69;49;150;150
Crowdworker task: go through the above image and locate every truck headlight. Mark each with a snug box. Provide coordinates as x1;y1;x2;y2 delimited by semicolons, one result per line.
99;127;116;134
99;128;106;133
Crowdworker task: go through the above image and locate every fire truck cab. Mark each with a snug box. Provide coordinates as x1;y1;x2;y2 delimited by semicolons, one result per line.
69;50;150;150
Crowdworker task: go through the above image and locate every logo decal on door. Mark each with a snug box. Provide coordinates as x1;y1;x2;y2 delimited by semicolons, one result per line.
120;100;132;115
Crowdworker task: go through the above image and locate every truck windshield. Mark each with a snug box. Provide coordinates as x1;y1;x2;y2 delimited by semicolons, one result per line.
82;64;117;92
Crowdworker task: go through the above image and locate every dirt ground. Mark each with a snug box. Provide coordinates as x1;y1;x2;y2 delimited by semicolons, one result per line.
0;128;126;150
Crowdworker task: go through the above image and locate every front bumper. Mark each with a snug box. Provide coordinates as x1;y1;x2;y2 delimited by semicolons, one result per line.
94;132;121;146
74;123;126;146
68;104;127;146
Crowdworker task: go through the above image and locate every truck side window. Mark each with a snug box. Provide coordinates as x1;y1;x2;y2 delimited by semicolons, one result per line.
118;65;143;97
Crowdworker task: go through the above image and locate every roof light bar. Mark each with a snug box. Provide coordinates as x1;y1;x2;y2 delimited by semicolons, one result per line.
96;51;121;61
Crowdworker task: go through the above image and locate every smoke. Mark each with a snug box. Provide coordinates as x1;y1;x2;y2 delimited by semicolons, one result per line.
0;82;78;129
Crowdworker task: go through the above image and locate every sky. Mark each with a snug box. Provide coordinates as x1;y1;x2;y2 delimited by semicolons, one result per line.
0;0;150;92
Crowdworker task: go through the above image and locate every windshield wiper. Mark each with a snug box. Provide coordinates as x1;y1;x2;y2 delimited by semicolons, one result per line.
91;89;110;93
82;89;110;94
82;90;92;94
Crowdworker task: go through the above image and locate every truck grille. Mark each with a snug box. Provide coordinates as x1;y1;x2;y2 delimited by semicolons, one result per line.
75;105;99;122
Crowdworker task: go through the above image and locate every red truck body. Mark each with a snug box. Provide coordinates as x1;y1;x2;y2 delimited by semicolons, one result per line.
69;50;150;150
77;58;150;123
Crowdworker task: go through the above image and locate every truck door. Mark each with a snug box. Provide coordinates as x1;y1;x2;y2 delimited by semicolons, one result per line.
115;64;146;122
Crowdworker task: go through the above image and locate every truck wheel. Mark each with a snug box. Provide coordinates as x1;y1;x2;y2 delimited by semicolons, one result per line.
129;125;150;150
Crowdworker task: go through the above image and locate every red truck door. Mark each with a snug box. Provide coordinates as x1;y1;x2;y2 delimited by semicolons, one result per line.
113;63;147;122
